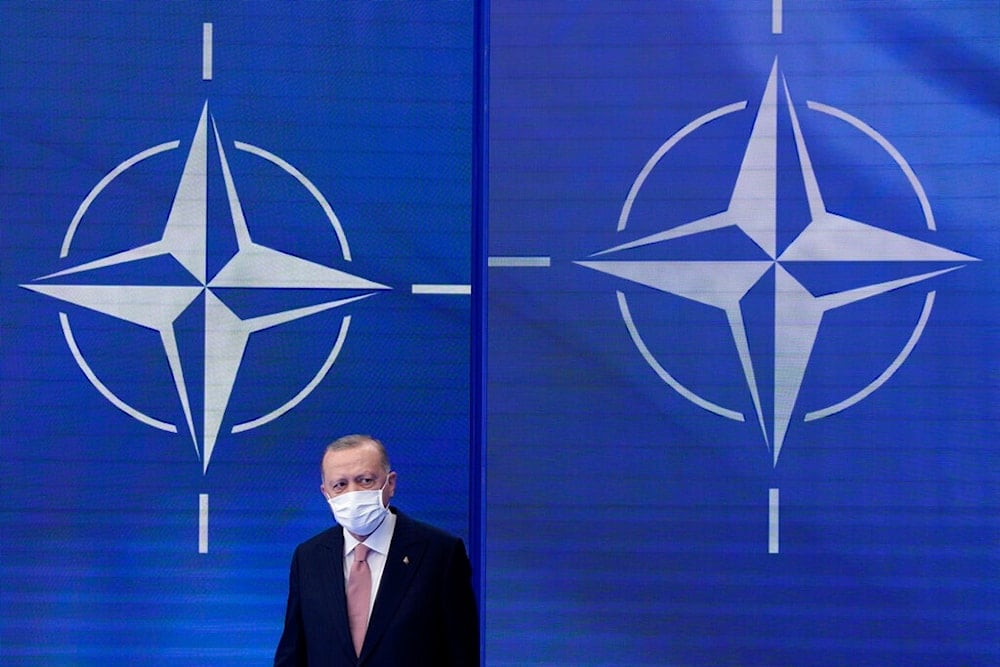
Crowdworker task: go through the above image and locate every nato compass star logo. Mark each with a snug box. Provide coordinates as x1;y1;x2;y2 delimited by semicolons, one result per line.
19;23;467;552
22;100;386;470
483;6;983;552
575;55;977;551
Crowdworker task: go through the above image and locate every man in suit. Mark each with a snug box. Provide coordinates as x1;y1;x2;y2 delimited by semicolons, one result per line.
274;434;479;666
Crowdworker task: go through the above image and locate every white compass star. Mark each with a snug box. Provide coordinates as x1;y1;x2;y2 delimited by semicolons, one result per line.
578;58;976;465
22;101;389;472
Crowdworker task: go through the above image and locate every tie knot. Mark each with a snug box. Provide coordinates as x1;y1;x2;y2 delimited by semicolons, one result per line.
355;544;370;563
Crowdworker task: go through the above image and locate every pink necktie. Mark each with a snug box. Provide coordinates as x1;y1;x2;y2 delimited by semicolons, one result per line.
347;543;372;656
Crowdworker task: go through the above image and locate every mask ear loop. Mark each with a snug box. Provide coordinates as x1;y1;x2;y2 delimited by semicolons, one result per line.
379;471;395;508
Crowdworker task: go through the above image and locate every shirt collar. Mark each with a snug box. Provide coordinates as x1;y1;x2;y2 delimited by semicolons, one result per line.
343;509;396;557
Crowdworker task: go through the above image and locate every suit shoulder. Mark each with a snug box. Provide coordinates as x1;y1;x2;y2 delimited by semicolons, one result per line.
394;509;464;546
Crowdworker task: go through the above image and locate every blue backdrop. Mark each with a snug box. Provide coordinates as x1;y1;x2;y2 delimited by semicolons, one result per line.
2;1;998;666
485;1;998;665
2;3;473;664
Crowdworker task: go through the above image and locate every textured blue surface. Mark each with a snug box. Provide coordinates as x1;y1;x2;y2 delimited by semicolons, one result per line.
1;3;473;663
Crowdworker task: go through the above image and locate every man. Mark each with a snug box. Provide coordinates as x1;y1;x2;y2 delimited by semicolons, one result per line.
274;434;479;666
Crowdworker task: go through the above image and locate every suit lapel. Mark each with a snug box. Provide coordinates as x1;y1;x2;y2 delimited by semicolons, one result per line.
316;527;356;661
360;511;428;658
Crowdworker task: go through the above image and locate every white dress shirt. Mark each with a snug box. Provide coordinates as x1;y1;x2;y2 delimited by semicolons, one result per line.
343;510;397;619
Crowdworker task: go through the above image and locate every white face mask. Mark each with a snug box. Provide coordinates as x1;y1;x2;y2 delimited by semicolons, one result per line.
327;480;390;537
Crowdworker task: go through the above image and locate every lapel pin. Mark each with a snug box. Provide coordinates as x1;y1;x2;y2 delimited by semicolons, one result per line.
403;556;409;565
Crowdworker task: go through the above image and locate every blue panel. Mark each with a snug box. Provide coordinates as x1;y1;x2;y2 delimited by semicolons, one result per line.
1;2;473;664
486;2;998;665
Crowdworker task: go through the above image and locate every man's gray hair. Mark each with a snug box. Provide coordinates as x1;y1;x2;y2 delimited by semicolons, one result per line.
322;434;391;472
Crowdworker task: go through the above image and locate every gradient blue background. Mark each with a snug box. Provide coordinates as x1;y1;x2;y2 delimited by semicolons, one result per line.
2;2;998;666
486;2;997;666
2;2;472;663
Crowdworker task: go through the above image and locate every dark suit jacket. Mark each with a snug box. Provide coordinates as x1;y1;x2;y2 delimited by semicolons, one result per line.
274;508;479;666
